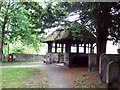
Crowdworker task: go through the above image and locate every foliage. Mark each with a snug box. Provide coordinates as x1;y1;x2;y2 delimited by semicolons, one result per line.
9;41;41;54
0;1;46;54
64;2;120;42
1;1;119;57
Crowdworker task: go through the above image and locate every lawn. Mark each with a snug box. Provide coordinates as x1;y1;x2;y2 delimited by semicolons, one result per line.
0;67;2;89
2;67;48;88
2;61;44;66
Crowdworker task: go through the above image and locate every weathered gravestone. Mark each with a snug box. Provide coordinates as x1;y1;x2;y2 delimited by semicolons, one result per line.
46;53;53;64
88;53;97;71
99;53;111;83
106;61;120;89
99;54;120;83
64;53;72;68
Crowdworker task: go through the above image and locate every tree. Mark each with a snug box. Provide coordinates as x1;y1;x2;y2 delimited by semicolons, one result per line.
0;1;44;62
0;1;66;62
78;2;120;63
54;2;120;64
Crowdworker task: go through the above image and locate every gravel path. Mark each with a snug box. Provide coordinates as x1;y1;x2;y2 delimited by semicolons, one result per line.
40;64;72;88
1;63;72;88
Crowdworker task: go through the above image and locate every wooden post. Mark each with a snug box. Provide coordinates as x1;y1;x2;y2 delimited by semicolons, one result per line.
77;43;79;53
84;43;86;53
48;42;52;53
55;42;57;53
88;44;89;53
90;44;93;53
61;44;64;53
65;43;71;53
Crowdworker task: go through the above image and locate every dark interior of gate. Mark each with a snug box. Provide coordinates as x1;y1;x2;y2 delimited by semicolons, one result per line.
68;53;88;67
71;54;88;67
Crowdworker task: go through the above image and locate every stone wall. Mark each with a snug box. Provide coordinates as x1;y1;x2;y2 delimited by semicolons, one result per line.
14;54;45;62
46;53;64;64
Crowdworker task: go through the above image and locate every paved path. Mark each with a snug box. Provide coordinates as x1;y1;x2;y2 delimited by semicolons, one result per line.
1;63;72;88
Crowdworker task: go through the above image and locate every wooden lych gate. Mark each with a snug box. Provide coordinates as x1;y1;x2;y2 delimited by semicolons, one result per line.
43;27;97;68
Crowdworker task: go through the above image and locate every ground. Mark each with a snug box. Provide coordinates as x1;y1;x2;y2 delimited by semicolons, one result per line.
1;62;107;88
63;67;107;88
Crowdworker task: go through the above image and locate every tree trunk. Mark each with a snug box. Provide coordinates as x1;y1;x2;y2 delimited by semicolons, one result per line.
95;3;112;66
96;26;109;66
1;16;8;62
0;2;2;62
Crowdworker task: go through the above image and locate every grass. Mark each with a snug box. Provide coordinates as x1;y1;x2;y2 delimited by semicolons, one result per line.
2;61;44;66
2;67;48;88
0;67;2;89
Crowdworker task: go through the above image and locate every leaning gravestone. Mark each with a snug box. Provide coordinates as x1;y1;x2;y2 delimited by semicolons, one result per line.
88;53;96;71
46;53;53;64
99;53;111;83
106;61;120;89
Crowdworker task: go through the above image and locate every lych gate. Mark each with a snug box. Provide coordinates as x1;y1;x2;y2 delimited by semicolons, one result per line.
43;27;96;68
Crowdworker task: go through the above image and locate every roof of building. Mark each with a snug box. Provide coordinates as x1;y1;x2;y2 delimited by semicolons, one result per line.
43;27;96;43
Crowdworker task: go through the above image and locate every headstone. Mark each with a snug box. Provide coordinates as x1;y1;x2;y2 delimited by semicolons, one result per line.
106;61;120;89
99;53;111;83
64;53;70;67
117;49;120;54
46;53;53;64
88;53;96;71
59;53;64;63
118;42;120;54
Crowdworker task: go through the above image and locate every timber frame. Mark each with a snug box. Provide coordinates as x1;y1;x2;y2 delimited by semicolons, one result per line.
43;27;96;68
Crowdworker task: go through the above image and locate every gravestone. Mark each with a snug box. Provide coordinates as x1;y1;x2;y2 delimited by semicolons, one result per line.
88;53;96;71
59;53;64;63
118;49;120;54
106;61;120;89
46;53;53;64
99;53;111;83
64;53;71;67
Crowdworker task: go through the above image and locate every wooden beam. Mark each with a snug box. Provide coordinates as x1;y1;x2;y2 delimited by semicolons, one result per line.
88;44;89;53
77;43;79;53
84;43;86;53
48;42;52;53
65;43;71;53
61;44;64;53
55;42;57;53
90;44;93;53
